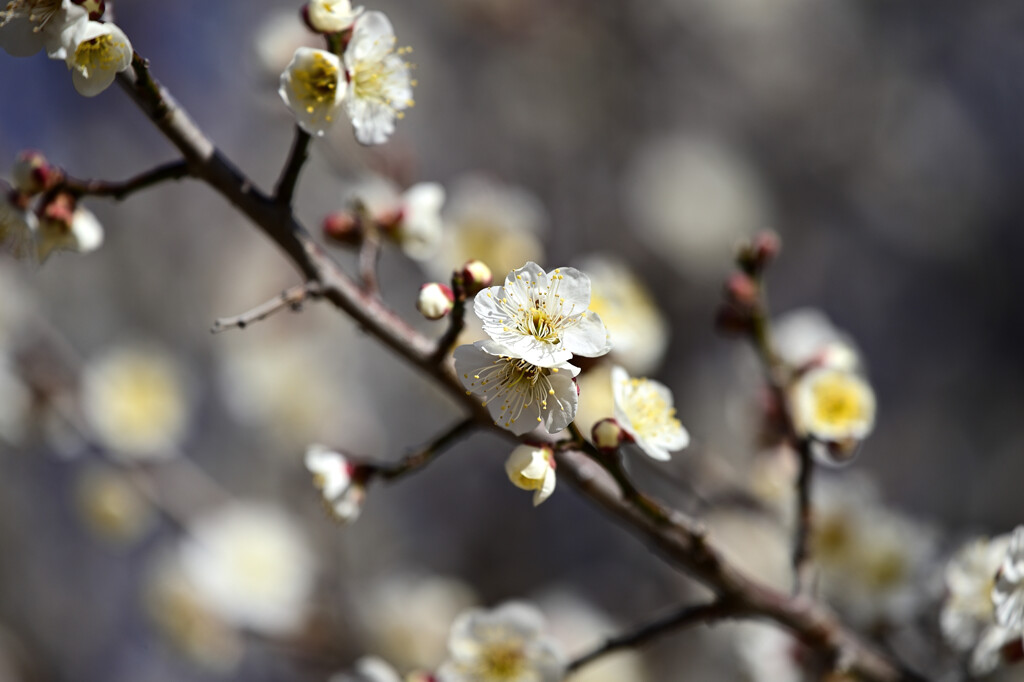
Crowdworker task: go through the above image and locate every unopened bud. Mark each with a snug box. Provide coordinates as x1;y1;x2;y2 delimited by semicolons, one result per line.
592;418;627;451
323;210;363;247
303;0;360;34
417;282;454;320
737;231;781;276
72;0;105;20
12;150;58;196
505;444;556;506
461;259;493;295
725;272;759;307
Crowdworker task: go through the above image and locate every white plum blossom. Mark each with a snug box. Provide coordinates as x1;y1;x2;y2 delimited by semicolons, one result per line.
417;282;454;320
437;602;565;682
305;444;366;522
329;657;402;682
179;502;317;635
993;526;1024;634
399;182;445;259
474;262;611;368
0;0;86;58
279;47;347;136
455;340;579;436
772;308;861;371
504;444;556;506
0;188;37;259
789;366;876;444
37;203;103;261
65;20;132;96
611;365;689;461
306;0;362;34
343;11;414;145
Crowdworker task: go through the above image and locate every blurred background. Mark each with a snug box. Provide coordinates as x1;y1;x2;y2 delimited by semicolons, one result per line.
2;0;1024;680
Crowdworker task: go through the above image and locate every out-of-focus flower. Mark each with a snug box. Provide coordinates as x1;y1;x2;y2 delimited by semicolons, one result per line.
342;11;413;145
330;657;403;682
789;366;875;451
462;260;493;294
437;602;565;682
279;47;347;136
178;502;316;635
344;176;445;259
505;444;556;506
0;187;37;259
306;0;362;34
611;365;688;461
36;204;104;262
623;134;770;282
0;0;86;58
994;526;1024;634
64;20;132;96
74;464;157;545
591;417;625;452
772;308;860;371
81;345;190;461
12;150;58;196
418;282;454;320
573;364;614;442
735;623;807;682
254;9;318;77
474;262;610;368
454;340;579;436
577;255;668;375
305;444;365;522
434;175;546;280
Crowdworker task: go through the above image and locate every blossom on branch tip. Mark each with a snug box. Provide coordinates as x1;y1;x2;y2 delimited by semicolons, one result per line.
36;202;103;261
505;444;556;506
454;340;579;436
437;602;565;682
0;0;86;58
12;150;58;196
279;47;347;136
789;366;875;463
305;443;366;522
611;365;689;461
305;0;362;34
65;19;132;97
474;261;611;368
417;282;454;321
461;260;493;295
343;11;414;145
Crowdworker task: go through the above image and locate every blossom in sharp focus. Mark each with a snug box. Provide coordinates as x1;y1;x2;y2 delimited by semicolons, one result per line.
474;261;611;368
306;0;363;34
789;366;876;459
329;657;402;682
505;444;556;506
437;602;565;682
611;365;689;461
279;47;347;136
993;526;1024;634
81;345;190;461
454;340;579;436
0;0;86;58
0;187;37;259
343;11;414;145
64;19;132;96
178;502;316;635
305;443;366;522
36;204;104;262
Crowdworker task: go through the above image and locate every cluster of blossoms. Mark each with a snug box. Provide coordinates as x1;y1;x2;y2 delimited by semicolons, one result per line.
279;0;414;144
0;0;132;96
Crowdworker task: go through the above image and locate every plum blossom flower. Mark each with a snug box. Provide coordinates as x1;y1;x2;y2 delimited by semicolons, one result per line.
611;365;689;461
789;366;876;460
306;0;362;34
437;602;565;682
65;19;132;96
344;176;445;259
474;262;611;368
455;340;579;436
0;0;86;58
343;11;414;145
305;443;366;522
279;47;347;136
36;203;103;261
772;308;861;371
504;444;556;506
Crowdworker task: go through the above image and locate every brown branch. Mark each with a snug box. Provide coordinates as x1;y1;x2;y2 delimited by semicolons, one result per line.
274;126;311;205
567;600;745;674
211;281;321;333
374;417;477;481
62;159;190;200
113;53;923;682
358;226;382;295
792;441;816;594
430;271;468;364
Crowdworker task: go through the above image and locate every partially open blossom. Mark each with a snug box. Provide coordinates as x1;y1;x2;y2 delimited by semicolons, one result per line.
305;0;362;34
474;262;611;368
455;340;579;436
591;417;625;452
505;444;556;506
789;366;876;450
330;657;402;682
305;443;366;522
417;282;455;321
0;0;86;58
12;150;58;196
343;11;414;145
462;260;493;294
65;20;132;96
279;47;347;136
437;602;565;682
611;365;689;461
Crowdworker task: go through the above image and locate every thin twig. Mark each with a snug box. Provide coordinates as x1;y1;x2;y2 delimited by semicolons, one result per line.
274;126;312;205
567;601;744;674
212;281;321;333
430;274;468;364
791;441;815;594
63;159;190;200
376;417;477;481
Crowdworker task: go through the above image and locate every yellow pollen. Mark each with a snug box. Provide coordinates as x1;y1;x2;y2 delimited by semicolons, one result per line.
808;374;869;428
294;52;339;111
74;33;126;76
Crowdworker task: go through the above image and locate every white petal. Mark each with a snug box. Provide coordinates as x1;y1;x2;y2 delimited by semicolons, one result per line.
70;207;103;251
542;370;578;433
345;11;395;67
532;467;556;506
346;96;396;145
561;310;611;358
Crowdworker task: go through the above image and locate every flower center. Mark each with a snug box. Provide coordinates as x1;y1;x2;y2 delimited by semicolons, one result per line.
622;378;680;440
350;45;414;115
863;549;907;590
295;52;340;114
809;374;868;428
527;307;560;344
74;33;124;76
480;642;526;679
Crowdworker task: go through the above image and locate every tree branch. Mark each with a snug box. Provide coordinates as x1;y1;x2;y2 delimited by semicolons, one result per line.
62;159;190;200
211;281;321;333
792;441;816;594
274;126;311;205
375;417;477;481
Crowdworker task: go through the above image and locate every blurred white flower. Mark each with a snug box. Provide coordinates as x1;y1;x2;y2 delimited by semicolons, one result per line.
279;47;347;137
437;602;565;682
573;364;615;442
772;308;860;371
0;187;37;259
343;11;413;145
307;0;362;34
330;657;403;682
344;176;445;260
789;366;875;444
36;204;103;262
708;510;791;593
179;502;316;635
254;9;318;77
305;444;365;522
454;340;579;436
82;345;190;461
577;255;668;375
994;526;1024;633
475;262;610;368
64;20;132;97
611;365;689;461
735;623;805;682
505;444;556;506
0;0;86;58
623;134;770;281
74;464;157;545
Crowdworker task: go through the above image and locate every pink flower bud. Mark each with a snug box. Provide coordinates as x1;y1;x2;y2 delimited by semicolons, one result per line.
592;418;627;451
461;259;493;295
323;210;363;246
725;272;759;307
417;283;454;320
